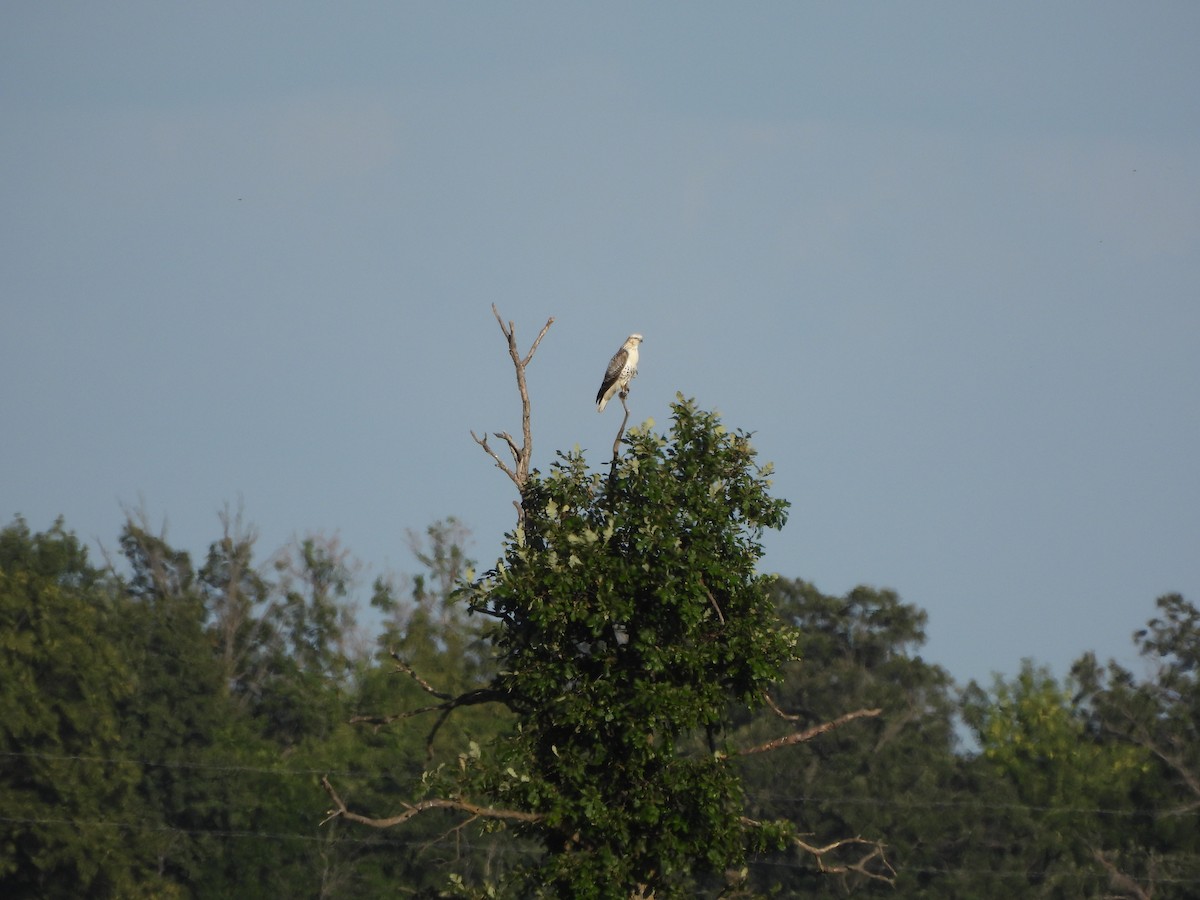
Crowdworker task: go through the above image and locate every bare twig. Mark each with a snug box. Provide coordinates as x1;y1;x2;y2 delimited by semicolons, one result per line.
474;305;554;494
349;688;504;729
494;430;522;467
388;650;452;700
738;707;882;756
762;692;801;722
1092;848;1152;900
611;392;632;459
321;776;542;830
740;817;895;885
471;430;518;486
701;580;725;625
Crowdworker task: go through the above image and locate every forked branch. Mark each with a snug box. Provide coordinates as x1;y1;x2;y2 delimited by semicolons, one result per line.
350;651;507;755
471;305;554;493
321;776;542;829
349;687;503;729
740;817;896;885
387;649;452;700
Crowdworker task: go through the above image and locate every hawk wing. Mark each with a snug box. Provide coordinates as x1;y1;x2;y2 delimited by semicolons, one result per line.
596;348;629;410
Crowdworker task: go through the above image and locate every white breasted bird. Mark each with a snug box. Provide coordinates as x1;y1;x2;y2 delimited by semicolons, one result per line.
595;333;643;412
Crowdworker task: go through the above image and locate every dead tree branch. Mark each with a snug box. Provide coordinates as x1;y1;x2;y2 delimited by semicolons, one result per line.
471;305;554;495
321;776;542;830
700;579;725;625
388;649;452;700
740;817;895;885
349;687;504;729
739;707;883;756
762;692;802;722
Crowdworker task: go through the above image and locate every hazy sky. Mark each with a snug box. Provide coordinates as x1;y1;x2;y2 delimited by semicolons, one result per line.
3;3;1198;689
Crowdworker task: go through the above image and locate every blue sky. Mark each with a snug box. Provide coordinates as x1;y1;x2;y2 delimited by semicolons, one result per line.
3;3;1198;689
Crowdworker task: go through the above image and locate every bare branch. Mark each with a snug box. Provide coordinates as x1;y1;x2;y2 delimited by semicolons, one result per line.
388;650;452;700
322;776;542;830
477;304;554;494
740;817;895;885
471;430;521;489
349;687;505;729
762;692;801;722
700;580;725;625
493;430;521;467
738;708;883;756
611;392;631;460
523;315;555;367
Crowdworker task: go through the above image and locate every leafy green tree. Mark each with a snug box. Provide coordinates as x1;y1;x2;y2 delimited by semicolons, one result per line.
0;517;147;898
736;580;961;896
1071;594;1200;898
961;661;1152;897
114;517;369;898
475;399;797;896
114;519;234;895
325;312;890;898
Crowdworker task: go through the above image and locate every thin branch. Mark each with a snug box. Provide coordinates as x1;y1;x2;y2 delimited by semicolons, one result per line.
762;692;801;722
521;314;555;367
740;817;895;885
611;392;631;460
494;430;521;467
738;708;883;756
422;813;482;856
388;650;452;700
700;580;725;625
321;776;542;830
348;688;505;728
606;392;633;487
471;430;521;489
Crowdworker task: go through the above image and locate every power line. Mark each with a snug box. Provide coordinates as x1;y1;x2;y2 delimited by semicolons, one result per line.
745;791;1199;818
3;750;1197;819
3;813;1199;886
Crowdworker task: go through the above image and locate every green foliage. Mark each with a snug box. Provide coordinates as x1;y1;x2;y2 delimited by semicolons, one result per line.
737;580;960;895
457;398;798;897
1070;594;1200;898
961;662;1159;897
6;445;1196;895
0;518;146;898
0;513;516;898
964;663;1147;811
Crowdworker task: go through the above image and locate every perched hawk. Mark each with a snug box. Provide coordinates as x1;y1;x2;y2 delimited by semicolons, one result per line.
596;333;643;412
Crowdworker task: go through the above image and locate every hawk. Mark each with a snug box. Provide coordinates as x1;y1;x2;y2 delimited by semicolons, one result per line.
596;333;643;412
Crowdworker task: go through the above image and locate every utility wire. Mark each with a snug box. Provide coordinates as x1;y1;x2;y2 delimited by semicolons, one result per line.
3;750;1197;819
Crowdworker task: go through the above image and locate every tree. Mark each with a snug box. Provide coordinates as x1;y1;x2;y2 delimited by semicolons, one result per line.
1071;594;1200;898
736;580;962;896
0;517;147;898
960;661;1153;898
113;515;373;898
324;310;890;897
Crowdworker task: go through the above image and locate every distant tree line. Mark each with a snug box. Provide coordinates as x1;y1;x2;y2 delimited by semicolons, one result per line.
2;512;1196;897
